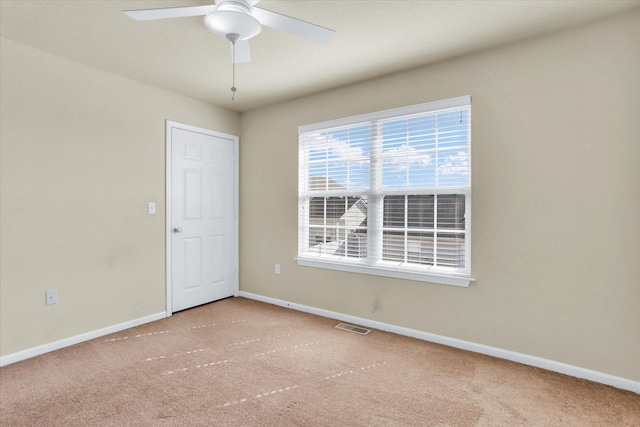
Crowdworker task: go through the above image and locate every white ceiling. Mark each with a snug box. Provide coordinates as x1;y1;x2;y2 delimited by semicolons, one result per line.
1;0;638;112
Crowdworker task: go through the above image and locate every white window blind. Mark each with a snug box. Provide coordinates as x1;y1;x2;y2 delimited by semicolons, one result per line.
298;96;472;286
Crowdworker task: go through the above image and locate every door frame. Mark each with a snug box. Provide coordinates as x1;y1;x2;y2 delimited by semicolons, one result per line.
165;120;239;316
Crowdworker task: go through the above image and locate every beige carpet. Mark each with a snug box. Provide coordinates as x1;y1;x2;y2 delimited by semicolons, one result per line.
1;297;638;426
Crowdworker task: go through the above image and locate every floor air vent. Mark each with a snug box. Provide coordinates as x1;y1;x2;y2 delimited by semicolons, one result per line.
335;323;371;335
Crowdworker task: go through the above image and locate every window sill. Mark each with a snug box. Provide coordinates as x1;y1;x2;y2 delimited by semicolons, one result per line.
295;257;474;287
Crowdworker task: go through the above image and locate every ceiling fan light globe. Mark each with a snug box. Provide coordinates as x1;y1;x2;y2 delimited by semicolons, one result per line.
204;11;261;41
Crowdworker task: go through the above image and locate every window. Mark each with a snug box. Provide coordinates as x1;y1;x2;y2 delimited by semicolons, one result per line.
297;96;472;287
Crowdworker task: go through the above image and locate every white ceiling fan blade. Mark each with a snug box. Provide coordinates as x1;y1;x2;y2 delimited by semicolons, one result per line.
251;7;335;45
231;39;252;63
124;5;216;21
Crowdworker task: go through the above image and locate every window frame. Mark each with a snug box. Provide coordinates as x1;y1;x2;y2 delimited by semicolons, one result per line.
297;96;474;287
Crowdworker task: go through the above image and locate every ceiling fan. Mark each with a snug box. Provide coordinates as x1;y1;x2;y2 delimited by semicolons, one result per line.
124;0;335;64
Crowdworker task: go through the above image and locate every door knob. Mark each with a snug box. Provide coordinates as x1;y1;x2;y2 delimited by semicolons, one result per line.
173;227;182;233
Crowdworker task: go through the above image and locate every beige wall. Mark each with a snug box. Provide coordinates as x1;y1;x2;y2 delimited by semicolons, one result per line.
239;11;640;381
0;37;240;356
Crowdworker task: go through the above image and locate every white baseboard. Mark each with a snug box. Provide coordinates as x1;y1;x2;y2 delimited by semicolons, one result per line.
238;291;640;394
0;311;167;367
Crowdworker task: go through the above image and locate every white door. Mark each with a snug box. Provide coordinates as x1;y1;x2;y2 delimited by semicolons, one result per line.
168;122;237;313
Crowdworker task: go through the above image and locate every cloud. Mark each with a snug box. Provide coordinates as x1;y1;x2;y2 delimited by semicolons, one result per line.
307;134;368;165
438;151;468;175
383;144;432;171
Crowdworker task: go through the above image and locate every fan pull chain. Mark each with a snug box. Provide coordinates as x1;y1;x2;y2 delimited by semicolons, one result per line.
231;41;237;101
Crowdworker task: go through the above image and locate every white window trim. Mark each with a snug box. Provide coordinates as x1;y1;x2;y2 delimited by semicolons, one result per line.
296;257;474;287
297;95;474;287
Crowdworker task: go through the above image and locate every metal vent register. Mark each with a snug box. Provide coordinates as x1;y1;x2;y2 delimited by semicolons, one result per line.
335;323;371;335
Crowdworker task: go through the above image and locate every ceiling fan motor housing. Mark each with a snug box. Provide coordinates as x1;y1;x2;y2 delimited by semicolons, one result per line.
204;0;262;41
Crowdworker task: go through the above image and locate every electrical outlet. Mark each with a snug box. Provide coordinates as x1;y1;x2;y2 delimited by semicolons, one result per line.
275;264;280;275
46;290;58;305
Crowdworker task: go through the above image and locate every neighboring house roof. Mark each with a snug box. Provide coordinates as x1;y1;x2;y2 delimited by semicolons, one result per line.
308;176;345;191
310;195;366;219
308;176;367;220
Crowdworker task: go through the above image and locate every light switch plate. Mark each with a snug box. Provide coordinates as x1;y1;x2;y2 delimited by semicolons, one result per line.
46;290;58;305
148;202;156;215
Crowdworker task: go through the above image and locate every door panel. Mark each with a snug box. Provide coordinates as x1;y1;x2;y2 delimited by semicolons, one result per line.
184;237;202;290
184;170;202;220
171;126;236;312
